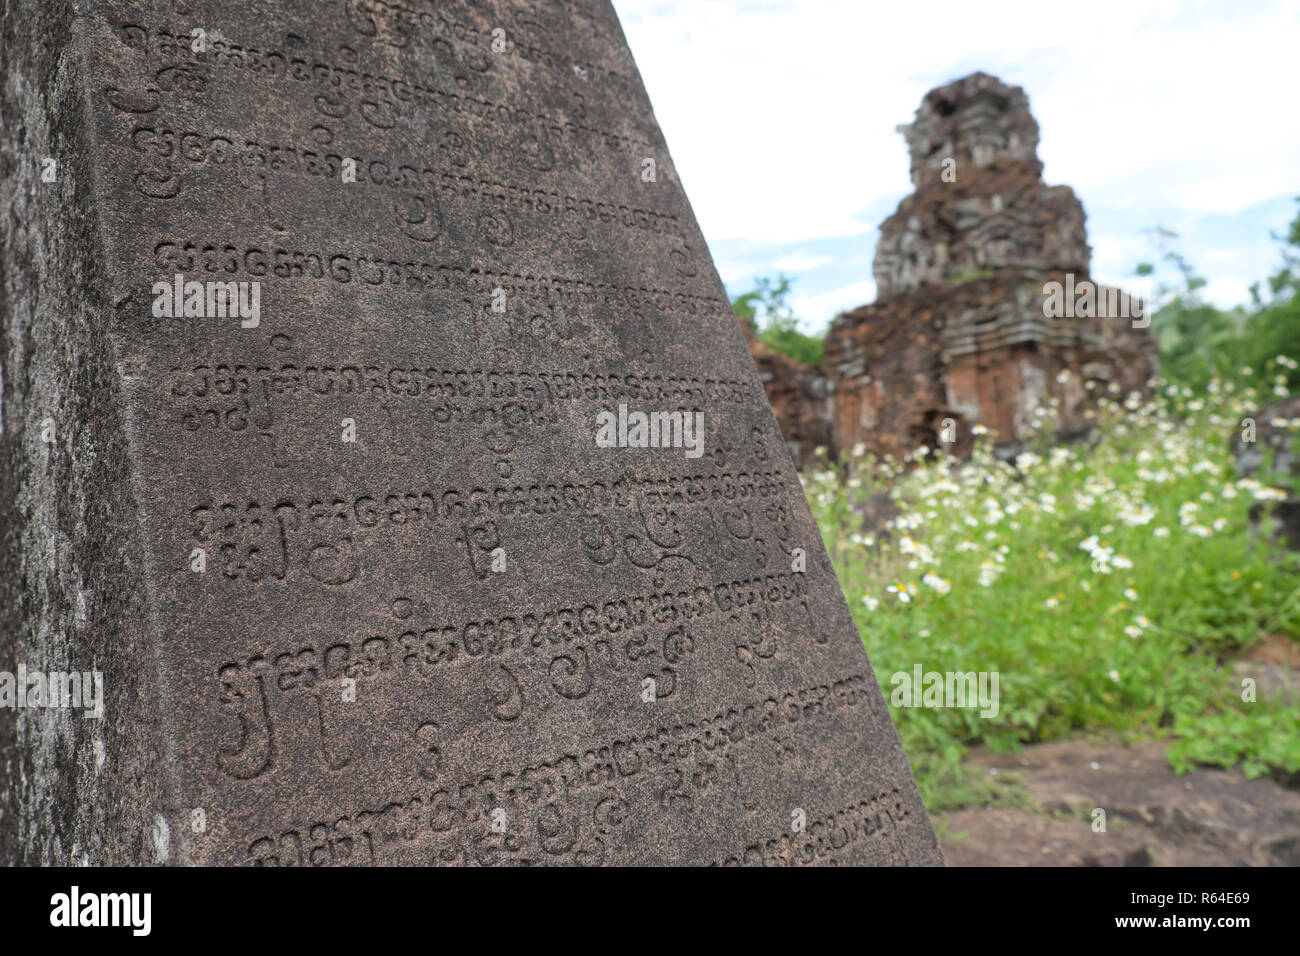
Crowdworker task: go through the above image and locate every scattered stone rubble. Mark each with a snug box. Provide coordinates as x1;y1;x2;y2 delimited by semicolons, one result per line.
1234;394;1300;551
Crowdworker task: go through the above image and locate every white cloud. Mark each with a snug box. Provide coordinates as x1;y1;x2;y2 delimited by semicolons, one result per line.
772;253;834;272
1201;276;1254;310
1164;170;1294;216
790;281;878;331
1204;249;1240;263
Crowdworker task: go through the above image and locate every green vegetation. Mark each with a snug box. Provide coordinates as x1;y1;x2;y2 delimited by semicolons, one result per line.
804;386;1300;809
739;202;1300;811
731;275;825;365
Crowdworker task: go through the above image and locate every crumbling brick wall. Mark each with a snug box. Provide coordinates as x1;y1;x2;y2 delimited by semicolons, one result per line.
745;72;1158;465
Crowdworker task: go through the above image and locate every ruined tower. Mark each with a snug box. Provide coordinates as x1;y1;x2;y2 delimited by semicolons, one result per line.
820;72;1159;460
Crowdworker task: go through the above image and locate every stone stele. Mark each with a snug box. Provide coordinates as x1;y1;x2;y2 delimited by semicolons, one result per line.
0;0;942;866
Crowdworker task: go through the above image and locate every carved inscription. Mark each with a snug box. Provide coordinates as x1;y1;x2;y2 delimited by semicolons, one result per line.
185;468;794;583
69;0;940;865
244;671;878;865
715;788;917;866
214;569;818;767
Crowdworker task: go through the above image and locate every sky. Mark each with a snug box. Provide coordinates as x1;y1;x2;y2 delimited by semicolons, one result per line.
611;0;1300;333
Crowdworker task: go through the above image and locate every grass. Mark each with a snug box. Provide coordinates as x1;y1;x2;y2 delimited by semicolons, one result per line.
802;367;1300;811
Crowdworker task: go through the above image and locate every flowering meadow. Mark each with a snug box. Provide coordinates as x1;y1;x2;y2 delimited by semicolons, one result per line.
803;366;1300;810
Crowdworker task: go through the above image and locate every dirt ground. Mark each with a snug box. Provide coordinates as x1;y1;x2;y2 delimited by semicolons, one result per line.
940;737;1300;866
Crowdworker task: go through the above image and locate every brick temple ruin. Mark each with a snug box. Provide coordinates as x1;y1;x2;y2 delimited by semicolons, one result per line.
746;72;1159;466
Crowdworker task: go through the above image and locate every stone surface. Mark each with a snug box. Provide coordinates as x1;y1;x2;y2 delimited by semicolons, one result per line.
943;739;1300;867
1234;394;1300;550
826;269;1159;460
0;0;940;865
876;73;1089;298
745;72;1159;463
739;319;835;468
1232;394;1300;486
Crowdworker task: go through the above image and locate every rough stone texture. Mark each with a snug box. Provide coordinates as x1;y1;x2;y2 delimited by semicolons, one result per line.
876;73;1089;298
1233;394;1300;551
943;739;1300;866
1;0;171;867
739;319;834;468
755;72;1161;462
826;270;1159;461
0;0;940;865
1232;394;1300;486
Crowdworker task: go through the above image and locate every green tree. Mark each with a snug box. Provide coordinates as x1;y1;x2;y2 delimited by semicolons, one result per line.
1142;202;1300;396
1141;230;1247;392
1242;197;1300;395
731;275;825;365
